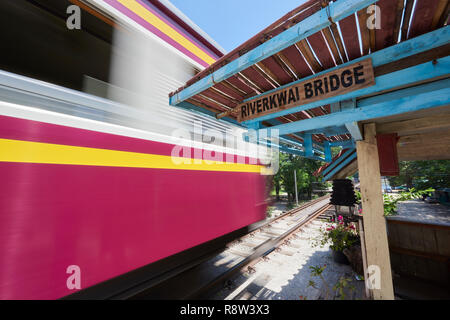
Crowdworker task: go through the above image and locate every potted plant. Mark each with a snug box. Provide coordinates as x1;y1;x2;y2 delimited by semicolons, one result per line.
313;215;360;264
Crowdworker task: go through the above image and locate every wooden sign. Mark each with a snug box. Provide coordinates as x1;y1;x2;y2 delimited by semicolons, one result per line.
237;58;375;122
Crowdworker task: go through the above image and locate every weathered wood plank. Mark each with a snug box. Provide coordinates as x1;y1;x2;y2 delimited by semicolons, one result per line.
356;123;394;300
377;113;450;135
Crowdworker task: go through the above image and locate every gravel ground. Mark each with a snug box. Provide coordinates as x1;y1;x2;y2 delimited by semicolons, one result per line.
212;219;366;300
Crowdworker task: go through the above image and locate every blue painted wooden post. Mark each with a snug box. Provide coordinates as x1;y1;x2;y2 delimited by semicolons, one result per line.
304;133;313;157
324;141;332;163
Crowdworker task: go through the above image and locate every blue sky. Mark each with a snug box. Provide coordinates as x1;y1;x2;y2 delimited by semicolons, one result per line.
170;0;308;53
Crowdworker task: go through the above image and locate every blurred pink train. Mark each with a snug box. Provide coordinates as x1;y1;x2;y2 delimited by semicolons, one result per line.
0;0;268;299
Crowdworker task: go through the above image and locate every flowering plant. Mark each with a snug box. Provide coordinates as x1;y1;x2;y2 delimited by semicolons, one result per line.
313;216;359;252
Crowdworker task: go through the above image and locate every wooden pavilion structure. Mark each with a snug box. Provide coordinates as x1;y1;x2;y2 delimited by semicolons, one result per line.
169;0;450;299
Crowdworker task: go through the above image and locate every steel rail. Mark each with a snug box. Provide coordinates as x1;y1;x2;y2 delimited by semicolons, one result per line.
186;202;332;299
120;195;330;300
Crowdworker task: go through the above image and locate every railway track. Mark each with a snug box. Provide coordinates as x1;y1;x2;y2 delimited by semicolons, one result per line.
125;196;332;300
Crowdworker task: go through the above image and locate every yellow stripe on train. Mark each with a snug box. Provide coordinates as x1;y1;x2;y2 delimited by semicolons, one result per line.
118;0;216;65
0;138;263;173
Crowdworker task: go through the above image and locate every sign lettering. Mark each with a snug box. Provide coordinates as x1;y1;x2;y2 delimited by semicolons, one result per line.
237;58;375;122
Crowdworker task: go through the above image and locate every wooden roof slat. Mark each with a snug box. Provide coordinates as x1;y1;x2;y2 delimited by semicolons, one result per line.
408;0;442;39
296;39;323;73
307;32;336;69
206;87;240;105
273;53;299;81
253;63;280;88
280;46;314;78
369;20;376;52
322;27;345;65
259;56;293;85
227;75;259;96
339;14;362;61
213;82;245;101
241;67;275;91
357;8;371;55
188;97;229;114
375;0;400;50
392;0;406;45
255;61;282;86
329;21;349;60
431;0;450;29
196;94;232;112
401;0;415;41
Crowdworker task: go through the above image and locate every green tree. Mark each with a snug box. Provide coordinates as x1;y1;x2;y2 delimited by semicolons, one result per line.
273;152;326;203
387;160;450;189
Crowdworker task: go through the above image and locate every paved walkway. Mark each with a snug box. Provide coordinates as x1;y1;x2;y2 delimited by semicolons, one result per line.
389;200;450;226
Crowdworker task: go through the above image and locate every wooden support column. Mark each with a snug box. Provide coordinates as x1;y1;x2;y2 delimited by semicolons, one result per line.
356;123;395;300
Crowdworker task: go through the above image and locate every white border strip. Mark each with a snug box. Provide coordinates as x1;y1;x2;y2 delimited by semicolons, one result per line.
0;100;266;159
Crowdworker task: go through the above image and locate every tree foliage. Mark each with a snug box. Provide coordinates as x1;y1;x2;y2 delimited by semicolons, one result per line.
273;153;326;202
387;160;450;189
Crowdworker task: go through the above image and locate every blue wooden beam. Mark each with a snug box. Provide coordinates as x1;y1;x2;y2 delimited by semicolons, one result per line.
278;136;304;149
242;26;450;124
276;143;325;161
330;140;355;148
170;0;378;105
339;100;363;141
323;152;358;181
322;148;356;177
264;119;324;153
256;63;450;135
303;125;349;136
345;122;363;141
278;145;305;157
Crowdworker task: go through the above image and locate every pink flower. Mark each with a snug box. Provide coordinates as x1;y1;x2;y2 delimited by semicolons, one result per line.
349;225;355;230
338;215;343;221
339;221;344;225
